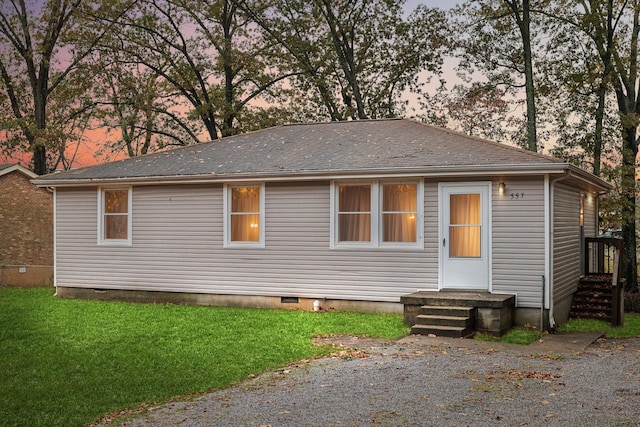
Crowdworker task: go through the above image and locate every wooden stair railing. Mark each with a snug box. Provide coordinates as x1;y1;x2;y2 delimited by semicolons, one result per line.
571;237;624;326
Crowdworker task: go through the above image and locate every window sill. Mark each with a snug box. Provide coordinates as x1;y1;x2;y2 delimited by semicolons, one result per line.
98;240;132;247
224;242;266;249
331;243;424;251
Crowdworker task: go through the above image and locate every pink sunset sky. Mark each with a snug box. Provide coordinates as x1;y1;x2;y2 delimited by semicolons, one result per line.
1;0;462;171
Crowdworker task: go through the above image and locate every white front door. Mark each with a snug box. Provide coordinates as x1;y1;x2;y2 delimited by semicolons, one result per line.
440;183;490;290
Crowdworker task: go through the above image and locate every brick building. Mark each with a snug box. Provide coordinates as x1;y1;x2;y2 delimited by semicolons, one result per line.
0;164;53;286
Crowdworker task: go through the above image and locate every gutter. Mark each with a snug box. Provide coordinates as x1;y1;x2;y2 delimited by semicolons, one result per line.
564;164;611;191
32;163;594;188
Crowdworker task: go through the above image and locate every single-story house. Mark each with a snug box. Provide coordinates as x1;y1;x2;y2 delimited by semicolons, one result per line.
34;119;610;334
1;164;53;286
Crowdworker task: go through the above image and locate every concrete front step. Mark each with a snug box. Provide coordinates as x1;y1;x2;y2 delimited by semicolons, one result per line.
419;305;474;317
416;314;473;327
401;291;515;309
412;305;475;337
410;324;474;338
402;291;515;336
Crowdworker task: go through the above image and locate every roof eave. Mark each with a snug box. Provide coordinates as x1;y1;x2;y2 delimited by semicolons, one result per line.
32;163;601;188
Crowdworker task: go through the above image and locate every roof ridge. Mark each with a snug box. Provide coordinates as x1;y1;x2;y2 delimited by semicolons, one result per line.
282;118;403;127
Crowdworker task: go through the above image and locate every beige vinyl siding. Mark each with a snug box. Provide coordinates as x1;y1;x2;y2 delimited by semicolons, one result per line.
55;182;431;302
423;180;439;287
583;193;597;237
55;185;220;289
55;188;99;289
553;183;581;303
492;178;546;307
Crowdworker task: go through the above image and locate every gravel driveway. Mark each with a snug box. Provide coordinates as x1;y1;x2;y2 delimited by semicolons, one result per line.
100;334;640;427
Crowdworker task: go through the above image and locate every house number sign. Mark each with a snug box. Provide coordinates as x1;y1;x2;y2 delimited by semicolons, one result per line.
510;192;525;199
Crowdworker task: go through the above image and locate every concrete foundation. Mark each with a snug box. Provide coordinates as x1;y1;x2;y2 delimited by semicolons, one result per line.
552;294;573;325
54;287;403;314
513;308;549;330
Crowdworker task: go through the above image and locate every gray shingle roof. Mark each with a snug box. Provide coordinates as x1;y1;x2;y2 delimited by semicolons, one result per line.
35;119;587;185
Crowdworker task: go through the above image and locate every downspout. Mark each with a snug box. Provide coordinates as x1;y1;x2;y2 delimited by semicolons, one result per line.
52;187;57;296
540;275;545;332
547;170;571;330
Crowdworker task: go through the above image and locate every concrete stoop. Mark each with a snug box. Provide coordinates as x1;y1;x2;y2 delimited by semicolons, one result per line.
411;305;475;338
401;291;516;337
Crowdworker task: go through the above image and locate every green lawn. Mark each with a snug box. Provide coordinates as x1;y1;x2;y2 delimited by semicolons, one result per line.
0;287;408;426
475;312;640;344
558;312;640;338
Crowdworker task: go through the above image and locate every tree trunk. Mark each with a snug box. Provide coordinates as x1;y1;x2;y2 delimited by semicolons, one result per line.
590;0;615;177
621;139;638;291
522;6;537;152
505;0;537;152
592;83;605;176
33;78;48;175
319;0;367;119
222;0;236;137
612;0;640;291
32;145;47;175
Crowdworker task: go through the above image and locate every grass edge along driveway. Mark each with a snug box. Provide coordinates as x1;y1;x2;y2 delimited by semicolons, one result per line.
0;287;408;427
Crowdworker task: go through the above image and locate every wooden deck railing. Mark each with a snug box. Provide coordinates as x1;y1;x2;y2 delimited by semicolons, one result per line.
584;237;624;326
584;237;623;279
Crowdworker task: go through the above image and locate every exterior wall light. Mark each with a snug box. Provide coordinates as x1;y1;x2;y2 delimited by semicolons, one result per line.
498;182;506;195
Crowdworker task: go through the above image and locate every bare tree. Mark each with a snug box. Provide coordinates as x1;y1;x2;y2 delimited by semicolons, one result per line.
93;0;297;144
0;0;132;173
236;0;448;121
455;0;543;152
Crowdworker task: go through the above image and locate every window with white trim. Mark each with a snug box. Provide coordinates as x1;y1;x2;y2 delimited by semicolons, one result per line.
224;183;265;247
382;183;418;243
99;187;132;245
337;184;372;242
332;180;423;248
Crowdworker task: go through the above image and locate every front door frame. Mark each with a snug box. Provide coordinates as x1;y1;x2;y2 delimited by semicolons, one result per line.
438;181;492;291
